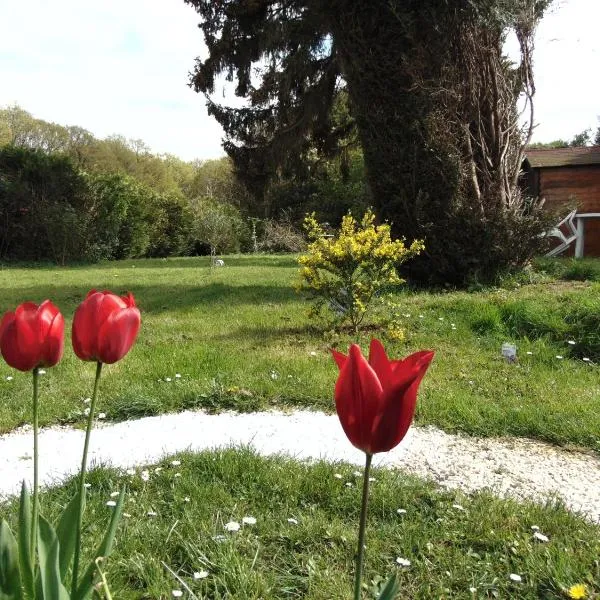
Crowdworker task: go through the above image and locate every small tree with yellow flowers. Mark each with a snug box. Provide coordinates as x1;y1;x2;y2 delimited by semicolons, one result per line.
298;210;424;334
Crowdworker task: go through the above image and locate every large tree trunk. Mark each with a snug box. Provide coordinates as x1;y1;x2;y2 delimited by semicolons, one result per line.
324;0;546;284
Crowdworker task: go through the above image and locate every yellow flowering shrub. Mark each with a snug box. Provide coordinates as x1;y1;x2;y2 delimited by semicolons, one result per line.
298;210;424;333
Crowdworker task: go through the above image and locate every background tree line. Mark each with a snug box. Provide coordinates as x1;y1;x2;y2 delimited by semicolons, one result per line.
0;105;370;264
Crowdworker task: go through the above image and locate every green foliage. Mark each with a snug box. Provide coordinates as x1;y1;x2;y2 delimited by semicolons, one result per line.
0;145;90;264
298;211;424;332
192;199;248;257
0;485;123;600
0;146;195;264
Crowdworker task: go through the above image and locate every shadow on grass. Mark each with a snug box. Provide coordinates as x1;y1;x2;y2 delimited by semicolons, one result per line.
0;283;300;315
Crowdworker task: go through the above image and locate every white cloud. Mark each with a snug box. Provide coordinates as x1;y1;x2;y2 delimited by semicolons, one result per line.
0;0;598;161
528;0;600;142
0;0;225;160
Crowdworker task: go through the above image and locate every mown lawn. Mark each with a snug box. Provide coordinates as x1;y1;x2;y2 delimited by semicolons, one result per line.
1;449;598;599
0;255;598;450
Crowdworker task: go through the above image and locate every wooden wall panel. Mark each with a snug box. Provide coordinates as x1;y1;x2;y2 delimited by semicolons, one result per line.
538;166;600;256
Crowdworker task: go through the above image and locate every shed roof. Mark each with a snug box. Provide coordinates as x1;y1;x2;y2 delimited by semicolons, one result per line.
524;146;600;168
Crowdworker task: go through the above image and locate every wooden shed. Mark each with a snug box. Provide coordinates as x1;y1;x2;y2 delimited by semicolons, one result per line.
522;146;600;257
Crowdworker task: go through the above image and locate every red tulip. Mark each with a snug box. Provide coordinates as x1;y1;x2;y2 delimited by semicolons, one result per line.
72;290;141;364
332;339;434;454
0;300;64;371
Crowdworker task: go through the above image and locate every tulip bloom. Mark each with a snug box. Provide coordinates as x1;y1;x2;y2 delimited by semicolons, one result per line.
72;290;141;364
332;339;434;454
0;300;64;371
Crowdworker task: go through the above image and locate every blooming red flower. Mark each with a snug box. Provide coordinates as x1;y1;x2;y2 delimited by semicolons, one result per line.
72;290;141;364
332;339;434;454
0;300;64;372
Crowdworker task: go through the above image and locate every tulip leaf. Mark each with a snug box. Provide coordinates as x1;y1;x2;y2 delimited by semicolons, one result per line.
17;483;34;599
73;488;125;600
0;520;22;600
376;573;400;600
36;517;70;600
55;489;85;581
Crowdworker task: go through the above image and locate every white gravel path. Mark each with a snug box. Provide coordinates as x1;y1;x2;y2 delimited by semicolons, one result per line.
1;409;599;521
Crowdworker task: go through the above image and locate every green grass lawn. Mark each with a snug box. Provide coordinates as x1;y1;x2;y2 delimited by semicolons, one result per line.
2;449;598;599
0;255;599;450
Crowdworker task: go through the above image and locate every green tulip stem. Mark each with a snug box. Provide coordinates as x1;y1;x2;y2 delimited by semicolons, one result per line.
354;452;373;600
72;360;103;597
31;367;40;564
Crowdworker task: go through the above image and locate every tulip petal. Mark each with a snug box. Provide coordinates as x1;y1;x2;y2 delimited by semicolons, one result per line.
72;293;101;360
0;315;39;371
368;339;393;390
96;307;141;364
42;309;64;367
334;344;383;453
331;348;347;370
13;304;42;368
370;351;435;452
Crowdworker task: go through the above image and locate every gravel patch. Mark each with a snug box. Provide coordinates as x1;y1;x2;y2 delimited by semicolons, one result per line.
1;409;599;520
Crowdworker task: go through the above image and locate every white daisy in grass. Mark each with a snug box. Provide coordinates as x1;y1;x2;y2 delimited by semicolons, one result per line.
509;574;522;582
568;340;576;345
147;511;157;517
334;473;343;479
530;525;540;531
345;482;353;487
174;473;181;478
83;398;91;404
97;413;106;420
396;557;411;567
5;376;13;381
183;497;190;503
224;521;240;532
352;470;361;477
526;351;533;355
438;317;444;321
583;357;591;362
419;314;424;318
309;351;317;356
533;531;549;542
165;377;172;382
123;513;132;518
469;587;477;594
242;516;257;525
38;369;46;375
83;483;91;489
154;467;163;473
396;509;407;515
287;518;298;525
175;373;182;378
171;460;181;467
141;470;150;482
110;491;119;498
83;408;90;416
368;477;376;483
106;501;116;507
556;355;563;360
172;590;183;597
452;504;465;511
126;468;136;476
193;571;209;580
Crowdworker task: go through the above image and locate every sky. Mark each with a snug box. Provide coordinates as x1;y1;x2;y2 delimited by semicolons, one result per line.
0;0;598;162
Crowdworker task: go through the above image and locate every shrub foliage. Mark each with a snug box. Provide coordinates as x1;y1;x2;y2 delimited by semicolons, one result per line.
298;210;423;332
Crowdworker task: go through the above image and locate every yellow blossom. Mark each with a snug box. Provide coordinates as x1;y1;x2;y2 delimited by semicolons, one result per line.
567;584;587;599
